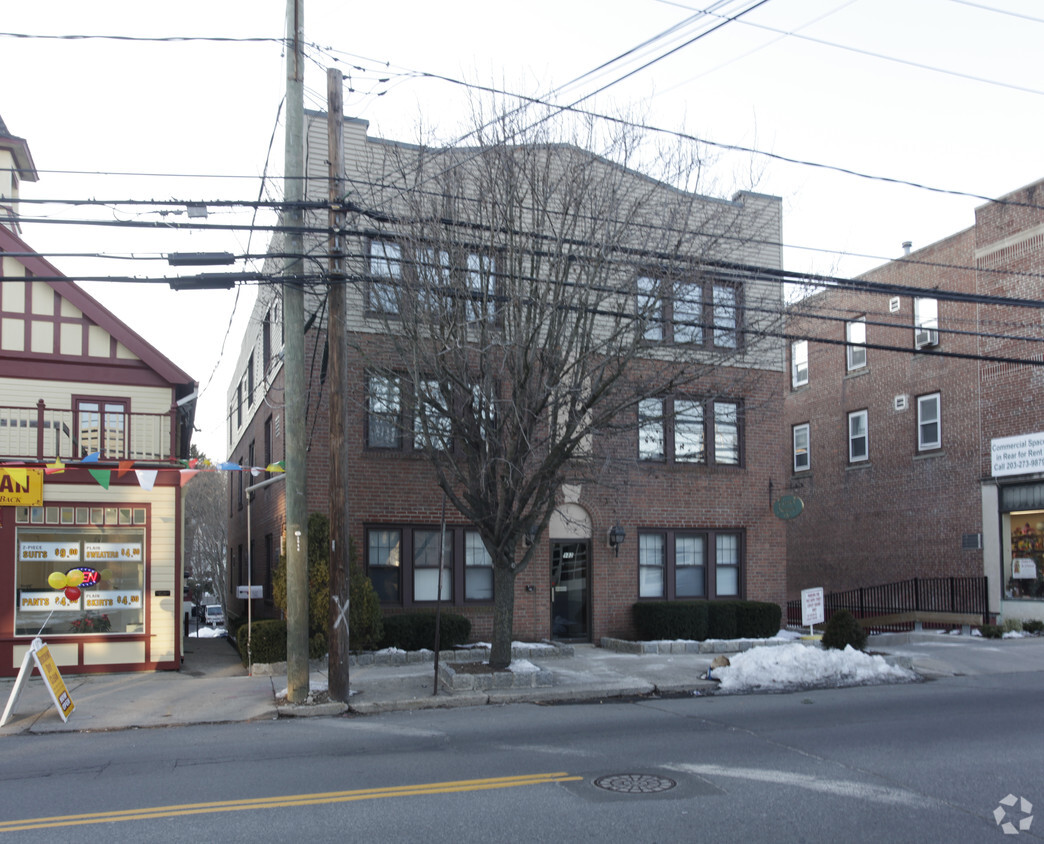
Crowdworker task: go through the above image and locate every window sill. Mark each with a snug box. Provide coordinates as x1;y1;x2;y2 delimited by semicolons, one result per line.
914;449;943;460
844;367;870;379
846;461;871;471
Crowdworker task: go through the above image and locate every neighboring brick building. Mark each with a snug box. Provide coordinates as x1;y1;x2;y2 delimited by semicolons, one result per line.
784;178;1044;623
227;112;788;643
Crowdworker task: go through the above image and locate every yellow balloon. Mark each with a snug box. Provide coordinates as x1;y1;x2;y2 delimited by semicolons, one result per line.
66;570;85;587
48;571;68;590
100;568;114;581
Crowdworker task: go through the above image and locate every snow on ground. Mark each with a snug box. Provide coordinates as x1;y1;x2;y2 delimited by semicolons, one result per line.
188;626;226;638
714;643;917;693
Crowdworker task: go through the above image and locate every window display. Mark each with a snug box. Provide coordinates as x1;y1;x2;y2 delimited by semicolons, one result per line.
1006;510;1044;600
15;526;146;636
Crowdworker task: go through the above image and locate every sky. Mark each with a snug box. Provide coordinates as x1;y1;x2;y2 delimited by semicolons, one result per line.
2;0;1042;461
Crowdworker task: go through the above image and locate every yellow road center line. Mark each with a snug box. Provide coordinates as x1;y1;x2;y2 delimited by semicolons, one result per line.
0;773;582;832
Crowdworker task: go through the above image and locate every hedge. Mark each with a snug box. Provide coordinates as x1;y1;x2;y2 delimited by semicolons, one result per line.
633;599;782;641
379;612;471;651
237;619;287;665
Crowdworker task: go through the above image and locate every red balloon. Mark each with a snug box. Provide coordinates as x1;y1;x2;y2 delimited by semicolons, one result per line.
64;586;81;601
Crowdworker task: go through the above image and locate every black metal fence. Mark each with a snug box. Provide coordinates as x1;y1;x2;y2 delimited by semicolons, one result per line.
787;576;990;632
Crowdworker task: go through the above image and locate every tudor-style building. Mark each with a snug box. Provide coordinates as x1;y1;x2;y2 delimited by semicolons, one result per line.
0;116;197;676
226;112;788;643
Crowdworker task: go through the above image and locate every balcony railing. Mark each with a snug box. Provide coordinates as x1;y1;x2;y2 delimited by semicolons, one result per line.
0;400;179;463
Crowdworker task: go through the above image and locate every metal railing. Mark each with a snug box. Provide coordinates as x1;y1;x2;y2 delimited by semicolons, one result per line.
0;401;179;462
787;576;990;632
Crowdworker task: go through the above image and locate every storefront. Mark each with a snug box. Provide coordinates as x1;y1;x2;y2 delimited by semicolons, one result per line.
984;432;1044;623
2;482;181;676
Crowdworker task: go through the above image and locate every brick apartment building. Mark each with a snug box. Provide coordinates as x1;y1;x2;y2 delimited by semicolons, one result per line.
784;177;1044;623
226;112;789;644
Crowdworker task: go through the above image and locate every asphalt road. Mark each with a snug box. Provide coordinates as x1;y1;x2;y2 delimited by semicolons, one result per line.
1;670;1041;842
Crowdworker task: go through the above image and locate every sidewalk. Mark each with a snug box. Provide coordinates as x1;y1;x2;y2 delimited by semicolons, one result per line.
2;632;1042;735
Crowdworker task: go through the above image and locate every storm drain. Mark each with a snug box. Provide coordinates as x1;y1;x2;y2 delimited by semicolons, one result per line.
593;773;677;794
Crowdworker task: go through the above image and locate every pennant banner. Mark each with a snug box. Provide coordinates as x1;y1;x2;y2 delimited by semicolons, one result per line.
135;469;158;491
87;469;111;490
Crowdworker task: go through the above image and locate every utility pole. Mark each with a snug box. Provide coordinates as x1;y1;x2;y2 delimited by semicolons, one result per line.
327;68;350;702
283;0;309;704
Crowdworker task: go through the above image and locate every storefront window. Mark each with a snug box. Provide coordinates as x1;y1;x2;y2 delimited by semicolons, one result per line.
1006;510;1044;600
15;527;146;636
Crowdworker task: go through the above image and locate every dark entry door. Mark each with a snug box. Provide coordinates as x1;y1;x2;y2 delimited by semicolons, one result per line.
550;541;589;641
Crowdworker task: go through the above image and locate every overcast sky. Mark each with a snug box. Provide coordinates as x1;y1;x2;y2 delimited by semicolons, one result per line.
2;0;1041;460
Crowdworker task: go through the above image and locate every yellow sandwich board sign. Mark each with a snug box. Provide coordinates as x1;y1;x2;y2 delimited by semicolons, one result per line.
0;638;75;727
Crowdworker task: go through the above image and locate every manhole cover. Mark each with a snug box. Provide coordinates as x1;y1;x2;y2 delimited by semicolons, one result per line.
593;773;677;794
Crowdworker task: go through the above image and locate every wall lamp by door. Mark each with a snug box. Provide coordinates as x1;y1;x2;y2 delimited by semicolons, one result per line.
607;524;626;556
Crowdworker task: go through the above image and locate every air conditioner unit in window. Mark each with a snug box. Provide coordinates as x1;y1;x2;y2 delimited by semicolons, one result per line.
915;328;938;348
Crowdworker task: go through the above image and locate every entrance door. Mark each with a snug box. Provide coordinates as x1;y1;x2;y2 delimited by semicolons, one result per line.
551;541;589;641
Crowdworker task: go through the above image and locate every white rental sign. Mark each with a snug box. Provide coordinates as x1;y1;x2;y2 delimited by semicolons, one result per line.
992;432;1044;477
801;587;825;628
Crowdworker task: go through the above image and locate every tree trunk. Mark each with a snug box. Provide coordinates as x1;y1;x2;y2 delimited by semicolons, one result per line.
489;565;516;669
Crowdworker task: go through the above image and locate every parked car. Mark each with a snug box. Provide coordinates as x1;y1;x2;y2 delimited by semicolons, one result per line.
203;604;224;626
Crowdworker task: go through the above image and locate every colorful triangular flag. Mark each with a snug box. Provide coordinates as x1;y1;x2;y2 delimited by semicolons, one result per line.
81;451;101;464
88;468;111;489
135;469;158;491
45;458;65;475
117;460;134;478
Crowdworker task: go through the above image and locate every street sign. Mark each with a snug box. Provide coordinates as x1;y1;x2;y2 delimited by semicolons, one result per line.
237;585;264;599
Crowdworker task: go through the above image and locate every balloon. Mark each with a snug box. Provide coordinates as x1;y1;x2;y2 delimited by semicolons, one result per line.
100;568;114;581
64;586;81;601
48;572;68;590
66;570;84;587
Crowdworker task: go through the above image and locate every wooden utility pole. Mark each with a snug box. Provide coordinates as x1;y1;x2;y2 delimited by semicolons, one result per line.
283;0;309;704
327;68;350;702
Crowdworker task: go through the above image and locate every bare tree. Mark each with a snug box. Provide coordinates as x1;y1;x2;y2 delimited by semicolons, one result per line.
349;107;783;668
184;465;229;620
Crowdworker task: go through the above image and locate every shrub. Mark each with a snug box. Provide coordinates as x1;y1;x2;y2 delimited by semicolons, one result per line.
821;609;867;651
273;513;385;654
632;602;709;641
735;601;783;639
1022;619;1044;634
707;601;739;640
379;612;471;651
979;623;1003;639
1002;617;1024;634
238;619;287;665
349;560;384;651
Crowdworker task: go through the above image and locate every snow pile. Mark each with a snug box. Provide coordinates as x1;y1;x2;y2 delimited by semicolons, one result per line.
189;626;226;638
714;643;916;693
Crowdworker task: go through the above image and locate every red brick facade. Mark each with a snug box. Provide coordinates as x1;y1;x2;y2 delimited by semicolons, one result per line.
784;178;1044;620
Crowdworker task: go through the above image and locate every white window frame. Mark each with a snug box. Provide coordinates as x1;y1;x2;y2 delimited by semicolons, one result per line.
791;339;808;388
846;318;867;371
848;409;868;463
917;392;941;451
368;240;402;314
793;423;810;472
914;297;939;348
638;398;666;461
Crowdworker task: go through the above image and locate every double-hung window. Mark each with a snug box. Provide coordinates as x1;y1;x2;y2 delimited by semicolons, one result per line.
917;393;941;451
848;409;868;463
712;284;738;348
465;253;497;322
367;528;402;603
414;379;452;451
793;423;810;472
464;531;494;600
638;529;740;600
413;529;453;601
367;375;401;449
914;298;939;348
638;398;666;461
791;339;808;388
369;240;402;314
846;318;867;371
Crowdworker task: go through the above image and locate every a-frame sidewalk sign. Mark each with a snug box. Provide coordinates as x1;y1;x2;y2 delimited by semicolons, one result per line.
0;637;76;727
